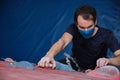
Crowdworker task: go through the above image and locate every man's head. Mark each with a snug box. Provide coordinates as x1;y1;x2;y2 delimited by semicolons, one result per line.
74;5;96;25
74;5;97;39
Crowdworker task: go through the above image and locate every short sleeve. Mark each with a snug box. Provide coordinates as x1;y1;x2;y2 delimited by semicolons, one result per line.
106;31;120;53
65;23;77;36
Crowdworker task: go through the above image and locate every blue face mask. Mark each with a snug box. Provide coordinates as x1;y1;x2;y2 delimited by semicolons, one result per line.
78;27;95;39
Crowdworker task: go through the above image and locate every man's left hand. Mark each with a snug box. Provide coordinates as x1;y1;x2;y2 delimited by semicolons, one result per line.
96;57;109;68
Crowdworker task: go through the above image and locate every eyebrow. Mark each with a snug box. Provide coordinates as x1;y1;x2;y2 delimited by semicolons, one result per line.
79;24;93;28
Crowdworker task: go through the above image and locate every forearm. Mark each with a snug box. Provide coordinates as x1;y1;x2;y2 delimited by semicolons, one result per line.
45;39;65;58
108;54;120;66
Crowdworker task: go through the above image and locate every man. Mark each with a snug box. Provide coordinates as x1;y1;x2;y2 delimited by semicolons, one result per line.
38;5;120;72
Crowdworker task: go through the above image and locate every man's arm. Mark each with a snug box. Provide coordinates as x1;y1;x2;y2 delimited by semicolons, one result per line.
108;49;120;66
37;32;73;68
46;32;73;57
96;49;120;68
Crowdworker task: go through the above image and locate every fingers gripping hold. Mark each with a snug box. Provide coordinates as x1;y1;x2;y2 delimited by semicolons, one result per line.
96;58;109;68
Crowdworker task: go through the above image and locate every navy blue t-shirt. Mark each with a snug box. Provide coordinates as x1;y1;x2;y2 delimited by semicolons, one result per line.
65;23;120;70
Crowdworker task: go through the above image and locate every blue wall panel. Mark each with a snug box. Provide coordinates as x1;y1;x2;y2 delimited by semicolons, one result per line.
0;0;120;63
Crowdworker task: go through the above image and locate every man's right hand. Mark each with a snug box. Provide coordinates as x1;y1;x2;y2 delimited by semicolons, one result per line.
37;56;56;69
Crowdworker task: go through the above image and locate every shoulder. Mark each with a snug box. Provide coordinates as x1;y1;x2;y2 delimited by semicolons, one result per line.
65;23;78;36
67;23;77;30
97;26;117;43
98;26;113;36
99;26;112;33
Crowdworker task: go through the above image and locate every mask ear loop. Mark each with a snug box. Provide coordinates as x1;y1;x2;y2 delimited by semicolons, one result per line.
90;19;97;29
94;19;97;26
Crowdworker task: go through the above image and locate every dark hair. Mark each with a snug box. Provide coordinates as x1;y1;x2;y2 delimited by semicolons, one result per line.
74;5;96;24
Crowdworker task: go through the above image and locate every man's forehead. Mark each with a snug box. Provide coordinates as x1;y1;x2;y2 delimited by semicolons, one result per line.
77;15;93;21
77;16;94;27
